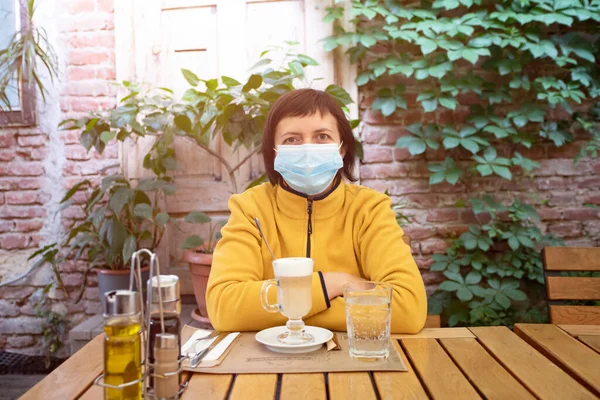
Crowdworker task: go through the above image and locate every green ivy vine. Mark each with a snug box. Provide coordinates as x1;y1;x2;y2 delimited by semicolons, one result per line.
323;0;599;326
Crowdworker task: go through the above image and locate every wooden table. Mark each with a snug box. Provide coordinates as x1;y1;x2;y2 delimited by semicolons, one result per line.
21;324;600;399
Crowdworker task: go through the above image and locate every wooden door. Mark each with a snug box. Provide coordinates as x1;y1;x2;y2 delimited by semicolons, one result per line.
115;0;340;294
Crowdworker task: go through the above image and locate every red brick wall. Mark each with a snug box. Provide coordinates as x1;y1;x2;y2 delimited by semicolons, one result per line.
359;104;600;292
0;0;117;355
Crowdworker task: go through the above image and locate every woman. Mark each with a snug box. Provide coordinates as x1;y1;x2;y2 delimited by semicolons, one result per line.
206;89;427;333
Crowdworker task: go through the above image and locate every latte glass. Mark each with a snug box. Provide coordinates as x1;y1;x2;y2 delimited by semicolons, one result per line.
261;257;314;344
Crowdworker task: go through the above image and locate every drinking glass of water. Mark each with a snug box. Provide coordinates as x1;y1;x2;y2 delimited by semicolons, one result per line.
260;257;314;344
344;281;392;359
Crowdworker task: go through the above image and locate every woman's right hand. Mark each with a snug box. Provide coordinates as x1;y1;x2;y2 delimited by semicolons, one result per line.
322;272;365;300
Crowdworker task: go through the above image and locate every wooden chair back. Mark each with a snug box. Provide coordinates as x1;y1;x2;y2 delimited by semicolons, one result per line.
542;247;600;325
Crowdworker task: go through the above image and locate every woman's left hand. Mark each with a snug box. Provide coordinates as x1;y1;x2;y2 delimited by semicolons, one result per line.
322;272;365;300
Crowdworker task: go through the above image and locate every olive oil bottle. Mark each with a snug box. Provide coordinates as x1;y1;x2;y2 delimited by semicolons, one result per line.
103;290;142;400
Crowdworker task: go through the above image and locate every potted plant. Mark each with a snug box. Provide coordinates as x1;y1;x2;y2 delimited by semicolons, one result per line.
180;215;225;325
32;83;210;306
33;172;190;307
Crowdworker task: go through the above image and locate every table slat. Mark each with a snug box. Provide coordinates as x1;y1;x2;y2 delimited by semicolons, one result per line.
558;324;600;336
514;324;600;396
470;326;596;400
77;382;102;399
21;333;104;400
579;335;600;354
373;340;428;400
402;338;480;400
328;373;377;400
440;338;535;400
182;373;233;400
391;327;474;339
229;374;278;400
280;373;326;400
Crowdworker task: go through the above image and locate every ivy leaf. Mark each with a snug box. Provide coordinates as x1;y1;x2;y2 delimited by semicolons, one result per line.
492;165;512;180
465;271;482;284
322;36;339;51
356;71;371;86
495;293;511;309
462;49;479;64
396;136;427;155
422;98;438;112
508;236;520;250
512;153;539;172
372;97;397;117
440;281;462;291
469;36;493;48
417;38;438;55
505;289;527;301
461;232;478;249
388;65;414;77
439;97;458;110
469;285;488;297
360;35;377;48
477;164;493;176
457;287;473;302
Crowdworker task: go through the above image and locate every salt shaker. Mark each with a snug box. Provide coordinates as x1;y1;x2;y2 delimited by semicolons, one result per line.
153;333;180;399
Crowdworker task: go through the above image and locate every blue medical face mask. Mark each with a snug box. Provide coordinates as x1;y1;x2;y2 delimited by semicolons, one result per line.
274;143;344;196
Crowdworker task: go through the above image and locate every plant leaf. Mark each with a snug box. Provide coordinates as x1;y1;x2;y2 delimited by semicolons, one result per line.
181;235;204;250
184;211;211;224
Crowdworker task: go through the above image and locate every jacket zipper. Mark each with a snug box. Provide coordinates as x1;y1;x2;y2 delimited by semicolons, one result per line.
306;199;313;257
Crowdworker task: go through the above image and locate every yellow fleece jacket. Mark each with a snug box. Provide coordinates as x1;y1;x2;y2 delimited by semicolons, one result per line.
206;179;427;333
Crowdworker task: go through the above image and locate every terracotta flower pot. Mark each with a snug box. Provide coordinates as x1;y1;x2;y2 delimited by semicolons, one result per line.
182;249;213;321
97;267;150;309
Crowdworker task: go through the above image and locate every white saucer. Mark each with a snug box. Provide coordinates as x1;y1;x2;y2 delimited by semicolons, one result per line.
255;326;334;354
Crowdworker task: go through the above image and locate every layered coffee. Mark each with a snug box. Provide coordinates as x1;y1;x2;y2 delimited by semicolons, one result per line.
273;258;313;319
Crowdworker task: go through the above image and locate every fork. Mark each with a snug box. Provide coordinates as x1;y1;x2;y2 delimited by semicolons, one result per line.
185;330;221;358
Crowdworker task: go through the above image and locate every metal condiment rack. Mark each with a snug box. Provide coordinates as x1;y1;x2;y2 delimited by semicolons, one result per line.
93;249;189;399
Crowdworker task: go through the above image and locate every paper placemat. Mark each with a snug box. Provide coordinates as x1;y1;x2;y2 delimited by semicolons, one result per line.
181;326;407;374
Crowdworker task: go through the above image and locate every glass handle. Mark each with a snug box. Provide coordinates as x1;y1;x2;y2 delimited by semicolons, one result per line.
261;279;280;313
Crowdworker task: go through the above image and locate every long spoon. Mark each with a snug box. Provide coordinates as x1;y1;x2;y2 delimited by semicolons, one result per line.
254;217;276;261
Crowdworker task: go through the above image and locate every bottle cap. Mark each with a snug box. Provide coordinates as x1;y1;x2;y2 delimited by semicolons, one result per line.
148;275;180;303
104;290;141;317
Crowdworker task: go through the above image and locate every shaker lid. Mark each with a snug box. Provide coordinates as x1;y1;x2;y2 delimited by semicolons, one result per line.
104;290;141;317
154;333;178;349
148;275;180;303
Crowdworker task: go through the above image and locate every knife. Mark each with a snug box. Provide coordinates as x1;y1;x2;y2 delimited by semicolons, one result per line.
190;333;228;368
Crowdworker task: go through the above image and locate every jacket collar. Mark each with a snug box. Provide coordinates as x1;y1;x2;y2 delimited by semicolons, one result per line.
275;175;345;220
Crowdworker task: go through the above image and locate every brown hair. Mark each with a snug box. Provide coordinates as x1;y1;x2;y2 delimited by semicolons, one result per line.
262;88;358;185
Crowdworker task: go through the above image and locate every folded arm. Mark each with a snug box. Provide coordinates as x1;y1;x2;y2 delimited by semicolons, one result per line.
205;194;330;332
